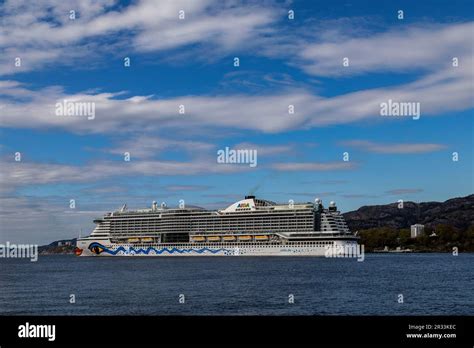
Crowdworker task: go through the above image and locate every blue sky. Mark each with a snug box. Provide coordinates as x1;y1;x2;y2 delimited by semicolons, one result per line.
0;0;473;243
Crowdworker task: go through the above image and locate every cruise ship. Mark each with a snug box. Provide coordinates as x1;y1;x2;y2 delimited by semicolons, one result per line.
75;196;359;257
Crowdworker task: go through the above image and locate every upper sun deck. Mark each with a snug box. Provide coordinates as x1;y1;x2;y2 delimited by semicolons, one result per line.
219;196;316;213
105;206;207;217
101;195;338;219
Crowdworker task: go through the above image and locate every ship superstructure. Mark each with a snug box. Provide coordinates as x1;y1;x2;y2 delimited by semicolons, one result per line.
76;196;358;256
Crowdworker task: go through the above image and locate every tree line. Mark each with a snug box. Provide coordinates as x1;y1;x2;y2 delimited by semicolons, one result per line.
358;224;474;252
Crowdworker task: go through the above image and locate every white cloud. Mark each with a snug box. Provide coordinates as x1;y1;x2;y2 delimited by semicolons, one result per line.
105;137;298;161
0;195;101;244
341;140;447;154
271;162;356;171
292;22;474;77
107;136;215;159
0;158;250;193
1;0;472;83
0;0;279;75
1;8;472;132
385;189;424;195
1;56;472;134
165;185;211;192
233;142;296;156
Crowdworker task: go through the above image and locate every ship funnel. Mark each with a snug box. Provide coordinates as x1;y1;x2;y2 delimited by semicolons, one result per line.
245;195;256;200
315;198;323;212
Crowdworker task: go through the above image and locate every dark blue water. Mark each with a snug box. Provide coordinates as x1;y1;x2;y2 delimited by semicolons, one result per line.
0;254;473;315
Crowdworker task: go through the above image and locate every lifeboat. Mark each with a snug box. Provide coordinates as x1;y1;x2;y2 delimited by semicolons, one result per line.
127;238;140;243
238;235;252;241
255;235;269;240
207;236;221;241
223;236;236;241
141;237;153;242
192;236;205;242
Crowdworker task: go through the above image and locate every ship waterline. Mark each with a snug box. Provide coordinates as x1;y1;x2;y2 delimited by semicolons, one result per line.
76;196;359;257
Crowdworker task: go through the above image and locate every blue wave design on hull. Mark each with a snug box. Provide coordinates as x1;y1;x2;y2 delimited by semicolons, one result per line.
88;242;231;256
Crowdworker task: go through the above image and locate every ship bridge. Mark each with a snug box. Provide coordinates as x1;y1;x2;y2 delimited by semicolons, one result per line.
221;195;276;213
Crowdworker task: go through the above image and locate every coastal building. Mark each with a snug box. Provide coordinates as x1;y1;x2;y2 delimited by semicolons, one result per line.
411;224;425;238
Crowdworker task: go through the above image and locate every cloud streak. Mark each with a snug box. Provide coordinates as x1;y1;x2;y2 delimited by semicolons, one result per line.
293;22;473;77
0;0;279;75
341;140;447;154
0;158;250;193
271;162;356;171
385;189;424;195
1;58;472;134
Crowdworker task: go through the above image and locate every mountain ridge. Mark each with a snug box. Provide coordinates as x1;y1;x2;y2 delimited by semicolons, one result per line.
343;194;474;232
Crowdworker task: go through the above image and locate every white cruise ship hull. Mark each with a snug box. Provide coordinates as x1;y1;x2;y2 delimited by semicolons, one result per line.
76;239;360;257
77;196;361;258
